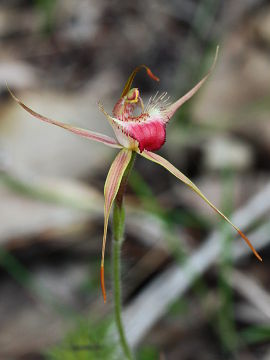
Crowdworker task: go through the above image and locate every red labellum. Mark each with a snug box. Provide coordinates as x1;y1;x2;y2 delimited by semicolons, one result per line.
129;120;166;152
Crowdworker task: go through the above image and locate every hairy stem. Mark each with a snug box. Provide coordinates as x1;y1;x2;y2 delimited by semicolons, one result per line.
112;151;136;359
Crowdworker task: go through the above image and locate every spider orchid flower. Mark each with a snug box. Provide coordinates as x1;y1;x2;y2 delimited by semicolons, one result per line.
8;48;262;303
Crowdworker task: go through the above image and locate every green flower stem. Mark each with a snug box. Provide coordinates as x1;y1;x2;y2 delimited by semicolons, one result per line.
112;151;136;360
113;232;134;360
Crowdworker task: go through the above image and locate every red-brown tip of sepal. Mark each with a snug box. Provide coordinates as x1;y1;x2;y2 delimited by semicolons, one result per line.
101;265;106;303
237;230;262;262
121;65;160;98
145;66;160;82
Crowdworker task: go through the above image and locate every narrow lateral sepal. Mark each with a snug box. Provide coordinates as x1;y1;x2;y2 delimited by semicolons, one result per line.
7;86;121;148
139;149;262;262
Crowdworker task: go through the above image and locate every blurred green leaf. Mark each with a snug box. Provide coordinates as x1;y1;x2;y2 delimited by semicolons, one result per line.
47;319;117;360
168;298;189;317
137;345;159;360
34;0;57;34
242;325;270;344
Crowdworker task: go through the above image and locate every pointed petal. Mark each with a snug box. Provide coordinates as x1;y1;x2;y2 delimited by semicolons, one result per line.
8;87;121;149
121;65;159;98
139;150;262;262
101;149;133;302
165;46;219;120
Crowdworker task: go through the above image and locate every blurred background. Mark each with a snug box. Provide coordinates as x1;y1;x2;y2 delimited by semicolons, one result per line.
0;0;270;359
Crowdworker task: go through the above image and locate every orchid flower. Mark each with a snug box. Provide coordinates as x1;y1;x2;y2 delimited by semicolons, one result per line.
8;48;262;304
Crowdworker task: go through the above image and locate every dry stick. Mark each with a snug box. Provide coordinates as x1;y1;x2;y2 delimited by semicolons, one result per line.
234;303;268;324
123;183;270;347
228;270;270;320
